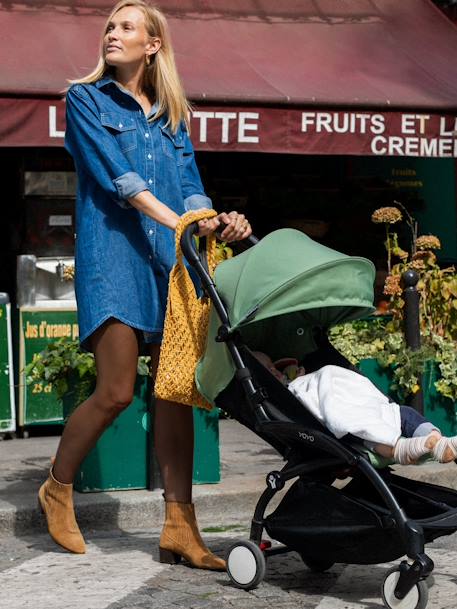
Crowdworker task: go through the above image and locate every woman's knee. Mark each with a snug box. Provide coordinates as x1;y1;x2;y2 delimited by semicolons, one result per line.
94;385;135;416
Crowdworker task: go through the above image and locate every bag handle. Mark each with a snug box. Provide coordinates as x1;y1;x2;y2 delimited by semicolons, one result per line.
174;209;218;275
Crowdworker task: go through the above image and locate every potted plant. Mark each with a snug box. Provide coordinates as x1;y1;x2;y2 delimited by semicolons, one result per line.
25;337;150;420
25;337;221;488
329;203;457;434
25;337;153;491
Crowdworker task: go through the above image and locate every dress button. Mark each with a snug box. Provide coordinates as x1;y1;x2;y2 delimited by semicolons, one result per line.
148;179;153;184
118;123;123;128
145;133;150;138
148;229;154;235
148;254;153;260
147;154;152;160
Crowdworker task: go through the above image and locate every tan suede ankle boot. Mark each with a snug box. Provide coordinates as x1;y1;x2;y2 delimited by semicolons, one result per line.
159;501;225;571
38;469;86;554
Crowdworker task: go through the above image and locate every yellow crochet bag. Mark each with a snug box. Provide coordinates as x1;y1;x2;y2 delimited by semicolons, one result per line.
154;209;218;410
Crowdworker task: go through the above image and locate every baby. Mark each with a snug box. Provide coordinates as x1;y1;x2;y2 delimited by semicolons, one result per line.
253;351;457;465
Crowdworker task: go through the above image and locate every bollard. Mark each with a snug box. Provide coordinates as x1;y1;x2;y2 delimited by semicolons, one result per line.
401;269;424;414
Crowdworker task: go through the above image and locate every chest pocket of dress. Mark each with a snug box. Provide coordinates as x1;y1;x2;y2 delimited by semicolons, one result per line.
100;113;137;153
159;125;184;167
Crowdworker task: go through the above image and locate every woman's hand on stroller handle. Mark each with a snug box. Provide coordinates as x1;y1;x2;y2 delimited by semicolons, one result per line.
197;216;221;237
197;211;252;242
216;211;252;242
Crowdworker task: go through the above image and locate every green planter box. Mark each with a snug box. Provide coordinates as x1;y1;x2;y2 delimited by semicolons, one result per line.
70;377;151;493
422;362;457;437
193;406;220;484
63;376;220;492
359;358;457;437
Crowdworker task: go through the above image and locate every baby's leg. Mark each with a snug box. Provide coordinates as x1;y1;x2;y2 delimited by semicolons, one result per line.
371;443;395;459
400;405;440;439
393;434;441;465
369;433;440;465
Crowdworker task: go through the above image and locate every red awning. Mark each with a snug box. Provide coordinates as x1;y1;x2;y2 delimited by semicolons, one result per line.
1;0;457;156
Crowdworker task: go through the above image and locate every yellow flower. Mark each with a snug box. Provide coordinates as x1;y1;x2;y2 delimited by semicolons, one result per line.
215;243;234;264
371;207;402;224
62;265;75;281
415;235;441;251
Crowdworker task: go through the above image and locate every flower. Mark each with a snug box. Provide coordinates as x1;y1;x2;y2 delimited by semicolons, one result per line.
415;235;441;251
412;250;437;267
383;274;402;296
371;207;403;224
410;259;426;271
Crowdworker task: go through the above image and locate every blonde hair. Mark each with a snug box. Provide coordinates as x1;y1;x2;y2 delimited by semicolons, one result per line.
69;1;191;133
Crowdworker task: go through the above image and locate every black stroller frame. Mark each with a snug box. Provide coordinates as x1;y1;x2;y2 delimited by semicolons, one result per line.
182;224;457;608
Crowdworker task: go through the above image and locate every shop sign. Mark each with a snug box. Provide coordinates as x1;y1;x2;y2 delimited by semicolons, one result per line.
19;308;78;426
1;97;456;158
194;108;457;157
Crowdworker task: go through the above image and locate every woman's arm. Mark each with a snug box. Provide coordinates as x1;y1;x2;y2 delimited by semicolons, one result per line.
65;85;148;208
126;189;220;235
66;85;220;235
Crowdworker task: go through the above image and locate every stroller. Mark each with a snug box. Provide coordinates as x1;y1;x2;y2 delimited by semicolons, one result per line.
182;226;457;609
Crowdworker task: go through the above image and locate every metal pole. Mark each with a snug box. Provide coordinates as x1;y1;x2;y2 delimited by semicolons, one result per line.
401;269;424;414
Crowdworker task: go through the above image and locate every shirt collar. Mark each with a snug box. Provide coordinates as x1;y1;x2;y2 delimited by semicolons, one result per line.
95;76;160;119
95;75;115;89
147;101;160;119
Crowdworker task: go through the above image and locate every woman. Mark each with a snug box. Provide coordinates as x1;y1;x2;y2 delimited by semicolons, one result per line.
38;0;251;570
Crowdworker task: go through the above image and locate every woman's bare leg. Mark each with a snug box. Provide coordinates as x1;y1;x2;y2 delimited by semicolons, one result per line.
149;344;225;569
52;320;139;484
149;344;194;503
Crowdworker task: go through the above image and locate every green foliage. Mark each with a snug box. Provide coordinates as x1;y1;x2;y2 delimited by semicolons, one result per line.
25;337;150;400
360;202;457;403
328;319;388;364
329;320;457;402
430;334;457;401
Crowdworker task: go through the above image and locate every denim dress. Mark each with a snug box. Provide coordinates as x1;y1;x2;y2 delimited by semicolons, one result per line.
65;77;212;350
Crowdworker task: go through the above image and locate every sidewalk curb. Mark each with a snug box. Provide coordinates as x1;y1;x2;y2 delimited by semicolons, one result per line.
0;485;265;537
3;464;457;537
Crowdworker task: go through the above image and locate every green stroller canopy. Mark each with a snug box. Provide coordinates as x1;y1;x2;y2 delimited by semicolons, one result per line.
196;229;376;404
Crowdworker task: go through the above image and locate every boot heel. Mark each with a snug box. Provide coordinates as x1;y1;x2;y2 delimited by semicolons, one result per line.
159;547;182;564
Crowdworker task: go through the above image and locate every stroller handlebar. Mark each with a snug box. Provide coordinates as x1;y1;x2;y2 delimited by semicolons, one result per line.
180;220;259;268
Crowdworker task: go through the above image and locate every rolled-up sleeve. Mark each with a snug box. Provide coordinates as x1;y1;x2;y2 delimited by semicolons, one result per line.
180;127;212;211
65;85;148;209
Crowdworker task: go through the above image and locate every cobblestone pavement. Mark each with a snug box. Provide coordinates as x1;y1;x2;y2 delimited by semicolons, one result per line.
1;528;457;609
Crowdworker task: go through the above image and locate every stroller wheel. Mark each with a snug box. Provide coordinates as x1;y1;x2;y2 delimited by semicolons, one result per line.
300;555;334;573
226;540;267;590
382;567;429;609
